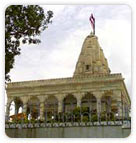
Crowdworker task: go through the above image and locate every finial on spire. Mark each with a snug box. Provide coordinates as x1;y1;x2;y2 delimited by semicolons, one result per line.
89;14;95;35
90;31;94;37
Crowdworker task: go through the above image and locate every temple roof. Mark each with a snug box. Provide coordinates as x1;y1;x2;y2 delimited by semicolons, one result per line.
73;33;111;77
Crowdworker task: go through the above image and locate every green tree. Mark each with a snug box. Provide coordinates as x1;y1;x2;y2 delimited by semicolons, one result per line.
5;5;53;82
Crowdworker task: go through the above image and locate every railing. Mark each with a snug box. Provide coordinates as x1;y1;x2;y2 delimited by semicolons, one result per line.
5;110;131;129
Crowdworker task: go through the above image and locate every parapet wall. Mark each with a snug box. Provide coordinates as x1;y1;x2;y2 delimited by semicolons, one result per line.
7;73;122;89
5;126;130;138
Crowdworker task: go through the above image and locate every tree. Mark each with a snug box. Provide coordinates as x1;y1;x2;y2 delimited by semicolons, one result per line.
5;5;53;82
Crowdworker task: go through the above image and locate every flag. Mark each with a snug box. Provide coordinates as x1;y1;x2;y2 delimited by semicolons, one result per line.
89;14;95;33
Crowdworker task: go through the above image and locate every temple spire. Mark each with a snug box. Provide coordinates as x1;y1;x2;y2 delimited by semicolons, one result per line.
73;34;111;77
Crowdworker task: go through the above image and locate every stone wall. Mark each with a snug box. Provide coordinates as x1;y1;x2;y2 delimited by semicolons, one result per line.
5;126;130;138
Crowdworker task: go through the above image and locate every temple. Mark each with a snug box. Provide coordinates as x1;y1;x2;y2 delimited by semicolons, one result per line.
6;32;131;121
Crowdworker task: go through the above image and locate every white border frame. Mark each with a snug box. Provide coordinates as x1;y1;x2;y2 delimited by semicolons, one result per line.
0;0;135;143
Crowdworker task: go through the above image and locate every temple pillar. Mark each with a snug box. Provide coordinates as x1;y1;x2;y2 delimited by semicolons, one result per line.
5;99;11;121
5;103;10;119
57;93;66;113
75;93;83;108
96;97;101;116
22;103;27;114
58;98;63;113
5;97;13;121
77;99;81;108
20;96;29;115
117;100;122;119
40;102;45;120
93;91;103;121
38;96;46;120
113;90;122;119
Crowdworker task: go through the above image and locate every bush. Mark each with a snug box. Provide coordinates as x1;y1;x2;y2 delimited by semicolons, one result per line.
107;112;115;121
81;107;89;114
101;114;106;121
100;112;115;121
73;107;80;115
17;120;22;124
30;118;36;123
74;114;81;122
110;114;115;121
91;114;97;122
82;116;89;122
24;118;29;123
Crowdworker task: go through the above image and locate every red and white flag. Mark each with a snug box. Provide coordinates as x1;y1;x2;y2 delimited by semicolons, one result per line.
89;14;95;33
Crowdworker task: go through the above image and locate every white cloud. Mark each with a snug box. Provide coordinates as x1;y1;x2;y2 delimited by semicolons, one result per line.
97;19;131;94
42;5;65;18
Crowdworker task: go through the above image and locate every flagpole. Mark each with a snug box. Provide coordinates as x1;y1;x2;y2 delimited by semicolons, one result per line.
89;14;95;35
94;17;95;35
94;23;95;35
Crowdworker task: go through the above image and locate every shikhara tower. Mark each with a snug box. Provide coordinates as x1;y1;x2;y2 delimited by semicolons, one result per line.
6;29;131;122
74;33;110;77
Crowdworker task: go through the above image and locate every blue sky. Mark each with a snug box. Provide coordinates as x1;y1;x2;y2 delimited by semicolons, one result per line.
9;5;131;94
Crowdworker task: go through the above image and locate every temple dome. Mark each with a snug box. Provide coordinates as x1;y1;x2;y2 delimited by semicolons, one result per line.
73;33;111;77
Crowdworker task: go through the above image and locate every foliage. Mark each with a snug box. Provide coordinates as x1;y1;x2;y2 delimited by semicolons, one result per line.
73;107;89;114
101;112;115;121
30;118;36;123
81;107;89;113
91;114;97;122
101;114;106;121
5;5;53;82
74;114;81;122
73;107;80;115
73;107;90;122
82;116;89;122
24;118;29;123
109;112;115;121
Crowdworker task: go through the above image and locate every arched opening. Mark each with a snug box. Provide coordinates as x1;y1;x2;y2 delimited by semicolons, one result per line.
27;97;40;120
44;95;58;121
9;101;15;116
101;95;115;121
81;93;97;113
81;93;97;122
8;97;23;121
14;97;23;114
45;95;58;113
63;94;77;113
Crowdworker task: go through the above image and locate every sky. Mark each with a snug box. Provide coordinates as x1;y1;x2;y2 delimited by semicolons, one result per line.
9;5;131;95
